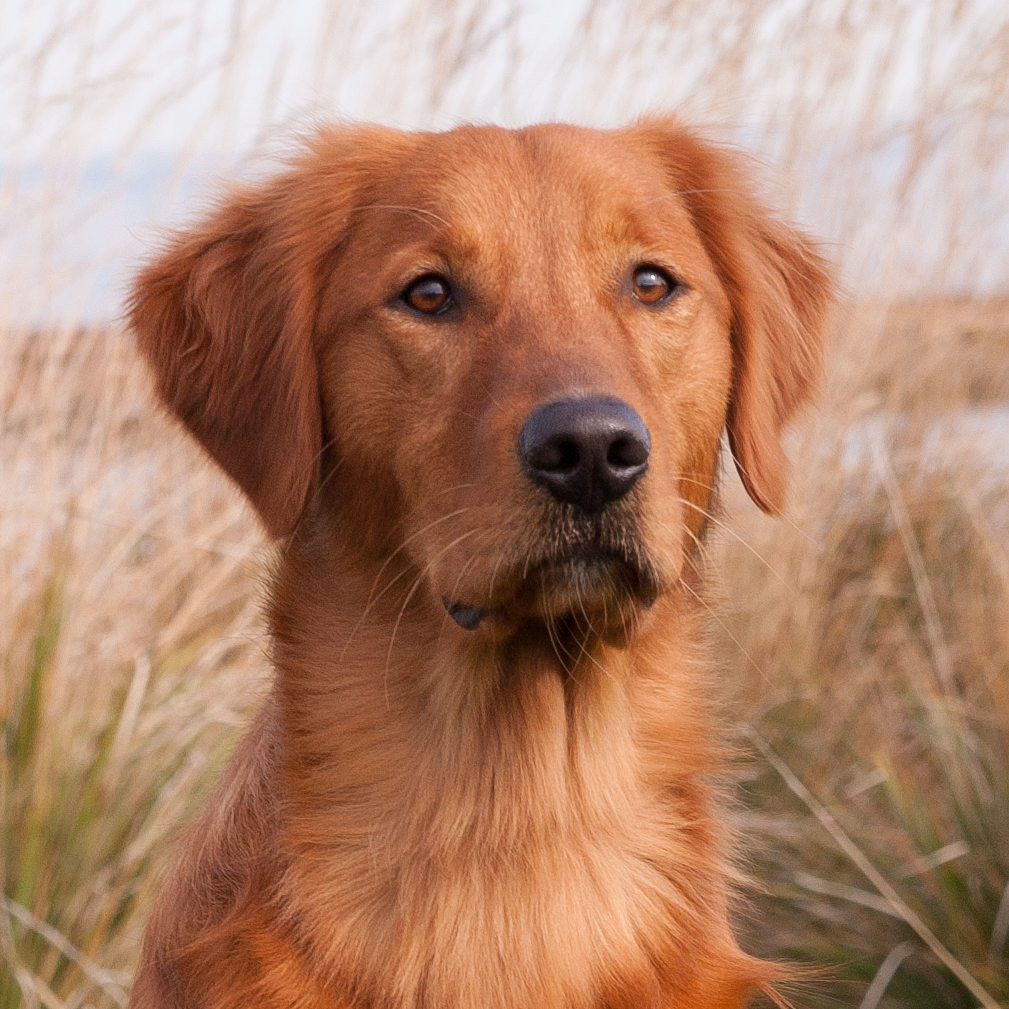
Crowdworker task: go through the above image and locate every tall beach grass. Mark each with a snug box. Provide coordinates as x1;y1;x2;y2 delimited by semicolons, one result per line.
717;301;1009;1007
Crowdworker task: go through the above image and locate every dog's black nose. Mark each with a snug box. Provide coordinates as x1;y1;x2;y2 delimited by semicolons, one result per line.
519;397;650;513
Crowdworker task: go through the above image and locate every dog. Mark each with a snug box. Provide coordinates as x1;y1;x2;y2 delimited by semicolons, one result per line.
128;118;832;1009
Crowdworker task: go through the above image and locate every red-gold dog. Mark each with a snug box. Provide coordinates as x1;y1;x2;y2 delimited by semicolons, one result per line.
129;118;832;1008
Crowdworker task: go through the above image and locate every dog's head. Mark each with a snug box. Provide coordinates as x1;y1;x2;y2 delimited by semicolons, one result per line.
131;120;832;646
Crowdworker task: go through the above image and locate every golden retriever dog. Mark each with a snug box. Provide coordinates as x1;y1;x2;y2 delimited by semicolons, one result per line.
128;118;832;1009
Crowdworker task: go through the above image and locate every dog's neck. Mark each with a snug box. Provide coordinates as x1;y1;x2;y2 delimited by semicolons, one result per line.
262;511;737;1006
270;509;715;845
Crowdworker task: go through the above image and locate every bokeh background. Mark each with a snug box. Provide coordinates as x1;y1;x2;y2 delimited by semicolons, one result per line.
3;1;1008;1006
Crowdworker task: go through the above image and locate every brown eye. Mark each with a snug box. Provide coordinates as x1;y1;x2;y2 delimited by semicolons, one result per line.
632;265;675;304
403;275;452;314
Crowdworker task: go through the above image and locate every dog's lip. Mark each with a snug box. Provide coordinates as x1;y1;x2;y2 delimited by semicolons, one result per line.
525;547;657;593
442;547;659;633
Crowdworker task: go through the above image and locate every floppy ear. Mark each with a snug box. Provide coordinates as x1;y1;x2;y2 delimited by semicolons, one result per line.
639;119;835;515
129;169;328;538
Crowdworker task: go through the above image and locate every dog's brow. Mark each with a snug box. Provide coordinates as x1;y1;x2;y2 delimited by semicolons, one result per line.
350;204;451;229
632;188;736;213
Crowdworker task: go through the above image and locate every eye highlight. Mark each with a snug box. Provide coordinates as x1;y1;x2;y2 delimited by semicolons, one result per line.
632;265;677;305
403;274;453;315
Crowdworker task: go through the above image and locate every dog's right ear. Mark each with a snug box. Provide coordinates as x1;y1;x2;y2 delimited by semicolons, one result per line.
130;154;341;539
632;118;835;516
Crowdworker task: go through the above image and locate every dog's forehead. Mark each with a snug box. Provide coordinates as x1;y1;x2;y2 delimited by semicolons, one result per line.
360;124;703;261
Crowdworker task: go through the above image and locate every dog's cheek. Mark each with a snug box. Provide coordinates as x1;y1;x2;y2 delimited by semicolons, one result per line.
314;325;418;544
638;303;733;569
382;337;486;573
395;359;531;601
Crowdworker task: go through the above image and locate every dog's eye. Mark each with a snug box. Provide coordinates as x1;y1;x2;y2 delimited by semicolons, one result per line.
403;275;453;315
632;266;676;305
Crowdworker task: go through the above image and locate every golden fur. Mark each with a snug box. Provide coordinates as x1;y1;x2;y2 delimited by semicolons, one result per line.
128;119;833;1009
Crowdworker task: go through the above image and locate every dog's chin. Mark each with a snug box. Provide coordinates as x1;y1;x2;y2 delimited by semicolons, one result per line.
445;550;660;649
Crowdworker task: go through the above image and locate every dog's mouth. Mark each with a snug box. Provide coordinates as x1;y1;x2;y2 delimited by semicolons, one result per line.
521;548;657;616
441;510;661;646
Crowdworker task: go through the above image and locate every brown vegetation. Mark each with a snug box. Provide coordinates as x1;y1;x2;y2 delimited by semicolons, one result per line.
5;296;1008;1007
719;298;1009;1007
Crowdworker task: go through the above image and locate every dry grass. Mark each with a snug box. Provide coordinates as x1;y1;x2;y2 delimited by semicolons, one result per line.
3;1;1009;1006
715;299;1009;1007
1;326;269;1007
4;278;1007;1009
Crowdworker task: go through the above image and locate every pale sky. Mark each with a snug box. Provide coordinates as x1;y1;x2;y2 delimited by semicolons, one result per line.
7;0;984;161
2;0;1008;323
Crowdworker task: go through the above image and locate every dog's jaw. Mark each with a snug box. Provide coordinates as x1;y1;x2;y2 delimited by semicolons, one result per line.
433;493;668;648
442;549;661;649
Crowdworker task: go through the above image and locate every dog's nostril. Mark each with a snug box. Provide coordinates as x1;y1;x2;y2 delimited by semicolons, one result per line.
528;438;580;473
519;397;650;513
607;436;649;469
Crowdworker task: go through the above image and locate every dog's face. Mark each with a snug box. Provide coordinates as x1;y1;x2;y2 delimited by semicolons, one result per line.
319;126;736;640
131;121;831;647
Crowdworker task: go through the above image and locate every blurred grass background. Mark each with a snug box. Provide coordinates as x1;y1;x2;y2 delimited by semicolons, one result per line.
2;1;1008;1005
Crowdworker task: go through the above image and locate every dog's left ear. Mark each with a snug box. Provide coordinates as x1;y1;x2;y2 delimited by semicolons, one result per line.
636;120;835;515
129;170;327;537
